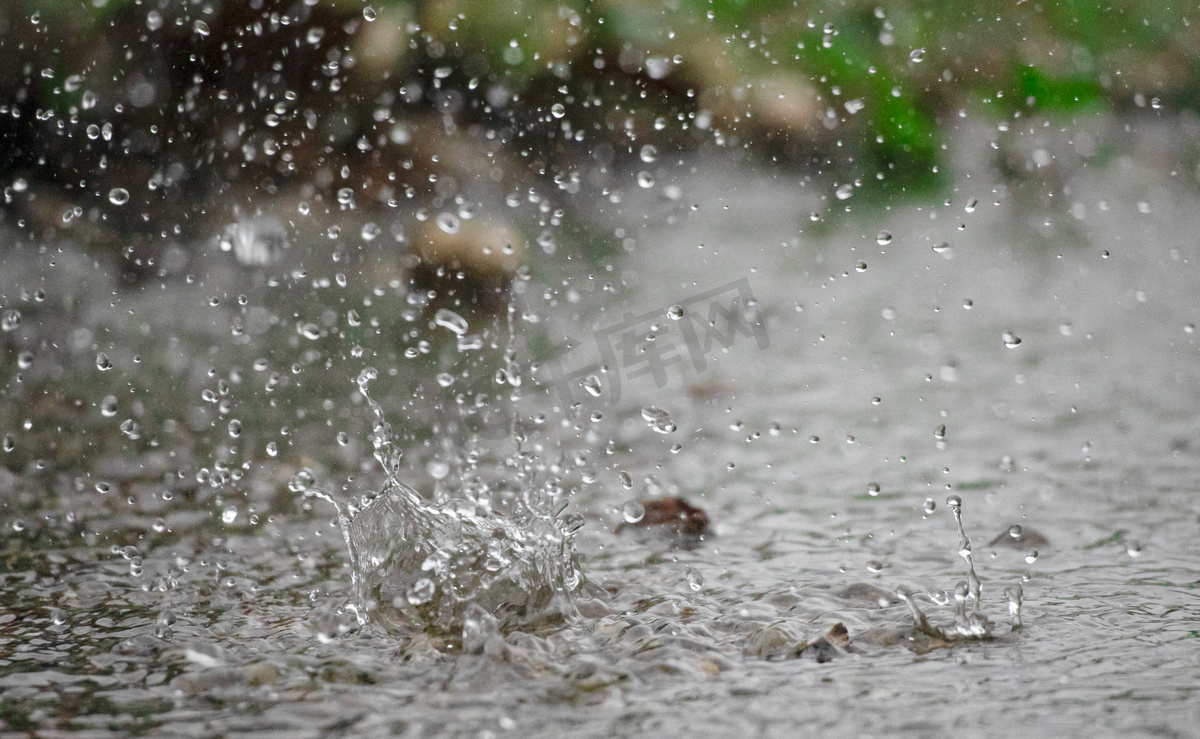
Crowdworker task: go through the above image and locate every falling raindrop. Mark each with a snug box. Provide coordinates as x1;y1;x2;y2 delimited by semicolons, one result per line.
622;500;645;523
909;48;926;62
108;188;130;205
435;212;460;234
1002;331;1022;348
582;375;602;397
434;308;469;336
0;309;20;332
666;304;684;320
640;406;676;434
876;230;893;245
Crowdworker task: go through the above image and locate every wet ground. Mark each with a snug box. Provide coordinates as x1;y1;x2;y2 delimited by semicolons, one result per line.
2;117;1199;737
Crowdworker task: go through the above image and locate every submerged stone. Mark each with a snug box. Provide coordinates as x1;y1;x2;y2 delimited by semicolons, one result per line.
618;497;710;537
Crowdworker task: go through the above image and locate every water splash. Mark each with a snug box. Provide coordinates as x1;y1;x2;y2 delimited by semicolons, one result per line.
895;495;1027;645
305;366;584;641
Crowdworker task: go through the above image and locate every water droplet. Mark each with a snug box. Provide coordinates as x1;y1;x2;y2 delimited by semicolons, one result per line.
435;211;460;234
932;241;952;257
192;19;210;36
666;304;684;320
1008;524;1023;538
108;188;130;205
1;309;20;332
11;520;25;532
835;183;854;200
407;577;435;605
362;6;377;21
288;468;315;492
639;144;658;163
266;441;278;457
99;395;118;417
637;171;655;188
909;47;926;63
227;419;242;438
95;352;113;371
867;482;881;497
855;261;867;272
923;497;936;515
946;495;962;509
1126;541;1142;558
640;406;676;434
550;103;565;119
119;419;140;439
685;565;704;591
876;230;893;245
1002;331;1022;348
426;459;450;480
618;471;633;489
581;375;602;397
866;560;884;573
434;308;469;336
2;434;14;453
934;424;946;440
222;505;238;524
95;481;111;494
1024;548;1039;564
622;500;645;523
965;198;979;213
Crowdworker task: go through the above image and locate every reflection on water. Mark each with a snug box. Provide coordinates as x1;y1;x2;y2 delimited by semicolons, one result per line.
2;123;1200;736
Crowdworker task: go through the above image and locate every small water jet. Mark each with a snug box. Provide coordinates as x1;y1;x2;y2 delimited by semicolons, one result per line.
892;495;1024;650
